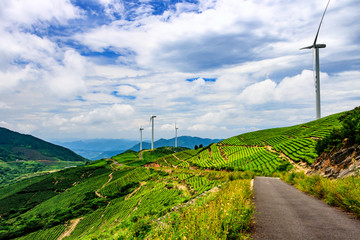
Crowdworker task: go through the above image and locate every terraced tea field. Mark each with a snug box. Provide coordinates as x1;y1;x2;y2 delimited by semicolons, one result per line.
155;113;343;173
0;111;346;239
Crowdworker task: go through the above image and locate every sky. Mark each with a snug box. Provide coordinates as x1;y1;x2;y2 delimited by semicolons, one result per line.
0;0;359;141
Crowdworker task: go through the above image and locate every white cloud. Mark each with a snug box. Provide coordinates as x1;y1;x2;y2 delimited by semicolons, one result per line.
46;50;87;97
238;79;277;105
70;104;134;125
15;123;38;134
237;70;315;105
0;0;82;26
160;123;174;131
0;102;11;109
0;0;359;140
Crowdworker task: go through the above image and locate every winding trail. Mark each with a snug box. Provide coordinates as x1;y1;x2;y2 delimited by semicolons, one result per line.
95;172;113;198
57;217;83;240
253;177;360;240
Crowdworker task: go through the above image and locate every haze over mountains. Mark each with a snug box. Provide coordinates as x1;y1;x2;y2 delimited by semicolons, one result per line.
54;136;223;160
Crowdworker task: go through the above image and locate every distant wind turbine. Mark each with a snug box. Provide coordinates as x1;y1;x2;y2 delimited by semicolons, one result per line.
150;115;156;150
175;123;178;148
300;0;331;119
139;127;144;151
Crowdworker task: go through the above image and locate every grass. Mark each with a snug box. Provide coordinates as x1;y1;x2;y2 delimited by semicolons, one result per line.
149;179;254;240
281;171;360;218
1;109;357;239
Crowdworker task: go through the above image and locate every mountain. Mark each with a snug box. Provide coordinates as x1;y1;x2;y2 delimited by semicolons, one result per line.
54;137;221;160
0;127;87;185
53;139;138;160
129;136;223;151
1;108;359;239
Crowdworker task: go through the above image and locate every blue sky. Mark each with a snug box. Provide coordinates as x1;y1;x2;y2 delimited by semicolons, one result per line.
0;0;359;141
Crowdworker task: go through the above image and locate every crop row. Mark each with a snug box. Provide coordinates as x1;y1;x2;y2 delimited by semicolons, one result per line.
17;224;66;240
226;150;284;173
272;138;318;164
186;176;219;194
99;168;152;197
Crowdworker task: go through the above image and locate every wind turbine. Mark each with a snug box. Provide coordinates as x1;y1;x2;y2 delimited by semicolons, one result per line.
175;123;178;148
300;0;330;119
150;115;156;150
139;127;144;151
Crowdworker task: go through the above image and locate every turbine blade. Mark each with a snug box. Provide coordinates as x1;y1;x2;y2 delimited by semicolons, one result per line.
300;45;314;50
313;0;331;45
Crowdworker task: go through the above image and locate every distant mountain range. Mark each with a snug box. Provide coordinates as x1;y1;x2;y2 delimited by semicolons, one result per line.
54;136;223;160
129;136;223;152
53;139;138;160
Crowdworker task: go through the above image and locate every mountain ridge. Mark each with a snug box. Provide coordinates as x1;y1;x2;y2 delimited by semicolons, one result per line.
0;127;87;185
54;136;222;160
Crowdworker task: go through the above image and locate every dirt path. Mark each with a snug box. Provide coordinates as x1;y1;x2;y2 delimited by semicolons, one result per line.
125;182;146;200
57;217;83;240
95;172;113;198
172;154;183;162
265;145;310;172
253;177;360;240
139;149;151;160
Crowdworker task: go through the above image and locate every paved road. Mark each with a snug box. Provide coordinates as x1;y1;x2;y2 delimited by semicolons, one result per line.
253;177;360;240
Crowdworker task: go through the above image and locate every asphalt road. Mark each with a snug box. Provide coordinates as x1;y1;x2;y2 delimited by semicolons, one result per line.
253;177;360;240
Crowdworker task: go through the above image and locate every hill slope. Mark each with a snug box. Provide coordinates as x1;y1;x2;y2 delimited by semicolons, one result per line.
153;112;343;172
129;136;222;152
0;127;87;185
0;110;354;240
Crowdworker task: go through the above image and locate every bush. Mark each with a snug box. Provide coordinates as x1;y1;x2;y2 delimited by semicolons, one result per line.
316;106;360;154
281;172;360;217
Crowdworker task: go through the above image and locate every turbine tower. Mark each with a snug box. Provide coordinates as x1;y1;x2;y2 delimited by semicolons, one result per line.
301;0;330;119
175;123;178;148
139;127;144;151
150;115;156;150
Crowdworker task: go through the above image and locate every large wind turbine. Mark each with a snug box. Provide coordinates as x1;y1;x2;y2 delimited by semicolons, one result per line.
139;127;144;151
150;115;156;150
175;123;178;148
301;0;330;119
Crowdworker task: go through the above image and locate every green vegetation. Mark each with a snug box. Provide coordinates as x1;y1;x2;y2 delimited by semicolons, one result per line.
111;147;189;167
0;127;87;186
1;109;359;239
0;157;238;240
281;172;360;218
151;113;342;173
149;179;254;239
316;106;360;154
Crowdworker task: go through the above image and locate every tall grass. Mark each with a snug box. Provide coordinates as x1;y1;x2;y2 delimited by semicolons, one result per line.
149;179;254;239
281;172;360;218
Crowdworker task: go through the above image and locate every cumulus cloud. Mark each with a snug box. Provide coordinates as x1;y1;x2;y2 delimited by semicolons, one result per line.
47;50;87;97
70;104;134;124
0;0;82;26
237;70;315;105
0;0;359;140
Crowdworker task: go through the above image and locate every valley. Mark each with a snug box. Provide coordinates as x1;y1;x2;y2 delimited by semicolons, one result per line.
0;108;359;239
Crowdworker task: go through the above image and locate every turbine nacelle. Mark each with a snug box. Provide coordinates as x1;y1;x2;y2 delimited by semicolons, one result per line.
300;44;326;50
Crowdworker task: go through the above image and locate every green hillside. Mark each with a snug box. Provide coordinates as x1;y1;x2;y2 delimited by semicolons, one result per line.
0;127;87;185
0;110;354;240
154;112;343;173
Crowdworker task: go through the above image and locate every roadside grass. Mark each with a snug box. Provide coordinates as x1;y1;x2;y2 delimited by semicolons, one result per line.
149;179;254;239
281;172;360;218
